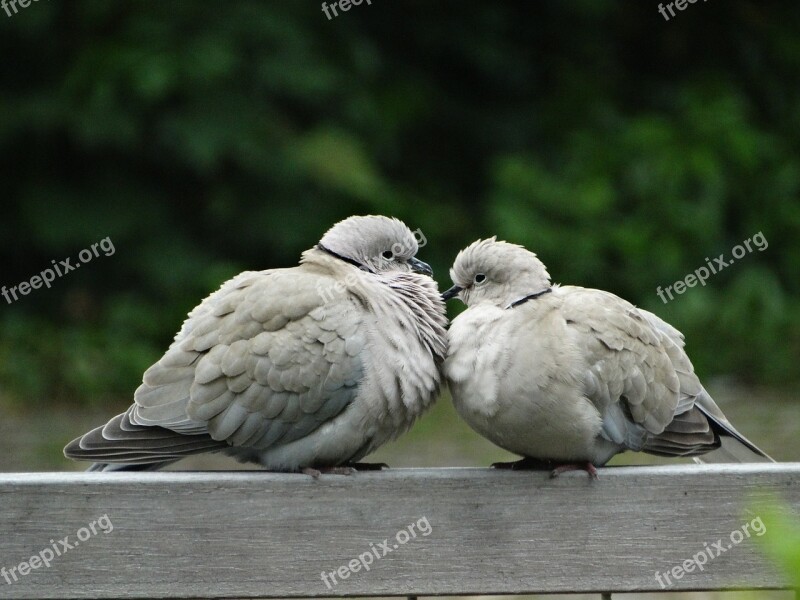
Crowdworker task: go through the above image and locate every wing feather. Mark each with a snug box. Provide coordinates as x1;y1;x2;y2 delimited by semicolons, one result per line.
563;290;764;458
65;267;366;464
562;289;698;451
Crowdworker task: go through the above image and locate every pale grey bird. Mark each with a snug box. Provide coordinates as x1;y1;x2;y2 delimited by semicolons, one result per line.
442;238;772;477
65;215;447;474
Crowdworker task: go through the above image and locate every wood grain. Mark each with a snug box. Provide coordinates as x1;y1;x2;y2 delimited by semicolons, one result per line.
0;464;798;599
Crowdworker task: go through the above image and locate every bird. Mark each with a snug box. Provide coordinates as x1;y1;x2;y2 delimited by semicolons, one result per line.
65;215;448;474
442;238;773;478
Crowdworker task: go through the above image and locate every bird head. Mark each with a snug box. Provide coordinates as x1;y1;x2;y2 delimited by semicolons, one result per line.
316;215;433;276
443;238;551;307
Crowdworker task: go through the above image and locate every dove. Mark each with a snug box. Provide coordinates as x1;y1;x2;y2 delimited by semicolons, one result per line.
65;215;447;474
442;238;772;478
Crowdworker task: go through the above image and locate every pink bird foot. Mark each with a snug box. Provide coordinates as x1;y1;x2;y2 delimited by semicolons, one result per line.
550;462;598;479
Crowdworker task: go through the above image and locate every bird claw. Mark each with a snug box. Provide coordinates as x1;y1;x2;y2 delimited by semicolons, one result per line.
550;462;599;479
301;466;356;478
491;457;553;471
301;462;389;478
347;462;390;471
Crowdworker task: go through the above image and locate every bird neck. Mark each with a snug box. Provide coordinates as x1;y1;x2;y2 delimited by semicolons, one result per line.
315;244;375;273
507;287;553;309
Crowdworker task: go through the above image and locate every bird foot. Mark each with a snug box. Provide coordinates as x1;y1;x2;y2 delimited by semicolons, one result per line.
301;462;389;478
550;462;598;479
302;466;356;478
346;462;390;471
491;457;552;471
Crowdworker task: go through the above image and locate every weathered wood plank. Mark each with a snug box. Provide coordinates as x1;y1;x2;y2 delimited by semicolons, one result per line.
0;464;798;599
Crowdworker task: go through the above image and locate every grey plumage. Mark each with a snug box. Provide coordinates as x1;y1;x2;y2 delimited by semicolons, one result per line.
443;238;772;471
65;216;447;471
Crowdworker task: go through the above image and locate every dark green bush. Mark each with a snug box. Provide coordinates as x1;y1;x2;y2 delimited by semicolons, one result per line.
0;1;798;407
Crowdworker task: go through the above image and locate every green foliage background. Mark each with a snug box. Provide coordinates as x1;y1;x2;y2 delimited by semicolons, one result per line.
0;1;798;408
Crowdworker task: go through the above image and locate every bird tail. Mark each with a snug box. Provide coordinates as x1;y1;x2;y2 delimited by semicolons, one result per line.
693;389;775;463
87;460;178;472
65;409;227;470
692;436;774;464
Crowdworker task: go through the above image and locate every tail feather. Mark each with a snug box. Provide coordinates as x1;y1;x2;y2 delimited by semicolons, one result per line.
642;389;774;463
65;408;227;471
87;461;179;472
693;389;774;463
693;436;775;464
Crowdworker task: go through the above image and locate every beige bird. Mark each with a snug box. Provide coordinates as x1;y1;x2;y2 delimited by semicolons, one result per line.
65;215;447;474
443;238;772;477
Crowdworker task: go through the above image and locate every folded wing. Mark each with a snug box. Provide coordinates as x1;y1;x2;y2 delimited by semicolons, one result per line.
64;268;366;465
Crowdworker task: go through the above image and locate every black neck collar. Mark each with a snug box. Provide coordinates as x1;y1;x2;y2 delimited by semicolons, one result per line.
508;288;552;309
317;244;374;273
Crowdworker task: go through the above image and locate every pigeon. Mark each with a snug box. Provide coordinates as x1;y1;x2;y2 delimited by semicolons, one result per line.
65;215;447;474
442;238;773;478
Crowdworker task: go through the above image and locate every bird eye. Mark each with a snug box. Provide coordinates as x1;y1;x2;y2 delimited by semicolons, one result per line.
474;273;486;284
382;250;394;260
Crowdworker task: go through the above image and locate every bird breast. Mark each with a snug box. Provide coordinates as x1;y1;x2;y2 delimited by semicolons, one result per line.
446;300;604;461
351;272;448;443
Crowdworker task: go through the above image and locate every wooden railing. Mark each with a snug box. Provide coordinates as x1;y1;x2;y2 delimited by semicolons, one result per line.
1;464;798;599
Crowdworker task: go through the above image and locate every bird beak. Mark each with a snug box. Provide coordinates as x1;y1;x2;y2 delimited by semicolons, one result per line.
442;285;462;301
408;257;433;276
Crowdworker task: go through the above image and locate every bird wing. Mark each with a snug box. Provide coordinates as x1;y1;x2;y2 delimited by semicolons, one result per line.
67;267;366;463
561;287;710;454
637;308;773;460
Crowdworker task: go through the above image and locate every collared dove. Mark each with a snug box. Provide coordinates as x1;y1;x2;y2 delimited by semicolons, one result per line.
442;238;772;477
65;215;447;474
